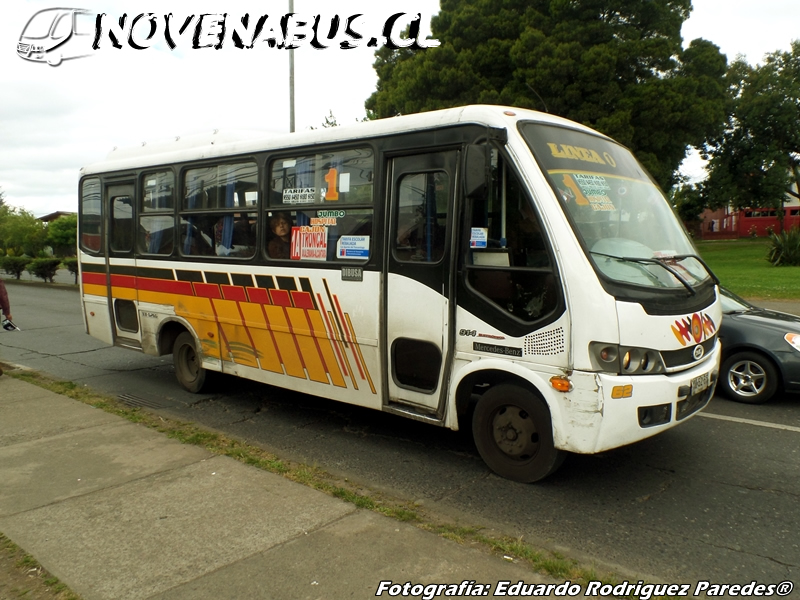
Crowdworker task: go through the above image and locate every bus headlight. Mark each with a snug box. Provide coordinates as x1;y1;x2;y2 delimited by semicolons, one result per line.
589;342;666;375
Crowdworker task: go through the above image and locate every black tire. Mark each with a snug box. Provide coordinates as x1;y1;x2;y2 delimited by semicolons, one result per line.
720;351;779;404
173;331;207;393
472;384;564;482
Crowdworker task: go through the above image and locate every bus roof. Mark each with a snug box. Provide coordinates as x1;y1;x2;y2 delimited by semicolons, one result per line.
80;105;599;176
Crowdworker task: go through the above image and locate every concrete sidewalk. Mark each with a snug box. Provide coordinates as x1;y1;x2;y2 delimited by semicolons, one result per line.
0;375;552;600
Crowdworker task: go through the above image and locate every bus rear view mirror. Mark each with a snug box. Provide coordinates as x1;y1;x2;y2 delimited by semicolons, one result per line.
464;144;489;199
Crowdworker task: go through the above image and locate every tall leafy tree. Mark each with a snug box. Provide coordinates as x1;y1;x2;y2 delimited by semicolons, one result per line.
0;208;48;257
366;0;728;189
702;42;800;226
46;213;79;257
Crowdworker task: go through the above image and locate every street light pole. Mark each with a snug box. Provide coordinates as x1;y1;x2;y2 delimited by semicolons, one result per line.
289;0;295;133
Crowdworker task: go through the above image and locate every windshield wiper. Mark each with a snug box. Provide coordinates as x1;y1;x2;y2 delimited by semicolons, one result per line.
591;252;712;296
659;254;720;286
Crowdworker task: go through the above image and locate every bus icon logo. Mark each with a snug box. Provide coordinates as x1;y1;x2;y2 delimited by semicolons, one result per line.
18;8;95;66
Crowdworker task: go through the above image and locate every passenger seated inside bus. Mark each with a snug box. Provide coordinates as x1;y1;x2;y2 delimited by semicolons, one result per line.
267;212;293;259
214;214;255;257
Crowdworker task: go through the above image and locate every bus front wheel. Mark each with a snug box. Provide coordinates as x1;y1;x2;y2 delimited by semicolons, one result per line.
472;384;564;483
173;332;207;393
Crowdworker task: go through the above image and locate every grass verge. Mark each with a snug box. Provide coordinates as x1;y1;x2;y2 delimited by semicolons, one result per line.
696;238;800;299
0;532;82;600
6;368;683;598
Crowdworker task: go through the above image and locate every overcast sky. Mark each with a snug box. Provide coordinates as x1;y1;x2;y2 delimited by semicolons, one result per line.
1;1;797;217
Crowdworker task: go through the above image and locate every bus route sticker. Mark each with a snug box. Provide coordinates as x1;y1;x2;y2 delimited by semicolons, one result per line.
470;227;488;248
337;235;370;259
291;226;328;260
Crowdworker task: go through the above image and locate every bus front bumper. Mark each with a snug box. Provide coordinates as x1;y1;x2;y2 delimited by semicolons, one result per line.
554;341;721;455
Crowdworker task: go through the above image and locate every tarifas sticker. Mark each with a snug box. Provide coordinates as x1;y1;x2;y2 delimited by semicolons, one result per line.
282;188;316;204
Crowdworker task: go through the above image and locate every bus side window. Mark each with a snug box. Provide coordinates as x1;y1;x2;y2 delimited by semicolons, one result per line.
267;148;375;263
110;195;133;253
467;152;559;322
394;171;448;263
139;170;175;256
180;162;258;259
80;178;102;253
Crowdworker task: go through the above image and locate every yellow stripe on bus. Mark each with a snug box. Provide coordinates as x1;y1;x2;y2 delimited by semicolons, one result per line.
286;307;329;384
175;297;220;361
238;303;284;374
213;299;259;368
83;284;107;297
263;305;306;379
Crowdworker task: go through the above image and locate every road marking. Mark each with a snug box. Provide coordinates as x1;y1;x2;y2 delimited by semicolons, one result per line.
699;412;800;433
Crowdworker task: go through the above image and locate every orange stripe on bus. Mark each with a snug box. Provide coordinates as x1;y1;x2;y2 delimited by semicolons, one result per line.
307;310;346;388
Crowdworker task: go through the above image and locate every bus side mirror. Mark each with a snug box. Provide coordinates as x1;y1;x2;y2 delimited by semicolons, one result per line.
464;144;489;199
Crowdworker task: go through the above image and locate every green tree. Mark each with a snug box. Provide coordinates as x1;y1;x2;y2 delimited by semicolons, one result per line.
0;208;48;257
46;213;78;257
366;0;728;189
702;42;800;229
671;181;706;228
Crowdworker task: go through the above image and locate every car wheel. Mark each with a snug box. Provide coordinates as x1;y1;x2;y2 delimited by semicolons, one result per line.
472;383;564;482
720;351;779;404
173;331;207;393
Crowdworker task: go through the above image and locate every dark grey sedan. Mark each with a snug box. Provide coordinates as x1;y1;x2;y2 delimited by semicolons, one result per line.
718;288;800;404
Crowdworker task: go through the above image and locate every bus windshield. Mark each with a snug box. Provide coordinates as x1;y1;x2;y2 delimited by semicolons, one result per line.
521;122;710;292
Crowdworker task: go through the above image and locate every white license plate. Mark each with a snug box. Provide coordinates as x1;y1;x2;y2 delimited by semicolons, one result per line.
691;372;710;396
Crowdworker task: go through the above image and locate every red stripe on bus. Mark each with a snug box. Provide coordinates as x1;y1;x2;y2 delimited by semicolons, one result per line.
269;289;292;307
246;287;271;304
138;278;194;296
193;282;222;299
110;274;137;289
222;285;247;302
82;272;106;286
291;290;314;310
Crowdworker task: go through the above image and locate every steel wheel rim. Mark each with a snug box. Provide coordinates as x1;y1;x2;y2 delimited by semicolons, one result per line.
728;360;767;397
490;405;540;460
181;344;199;381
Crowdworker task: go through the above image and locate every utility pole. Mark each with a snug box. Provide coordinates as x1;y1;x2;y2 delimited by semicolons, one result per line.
289;0;295;133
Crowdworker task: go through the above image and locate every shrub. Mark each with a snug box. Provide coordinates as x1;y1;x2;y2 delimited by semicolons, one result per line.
1;256;32;279
26;257;62;282
62;257;79;284
767;227;800;266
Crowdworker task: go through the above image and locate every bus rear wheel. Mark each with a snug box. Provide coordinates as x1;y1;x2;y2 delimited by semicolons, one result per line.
472;384;564;483
173;332;207;393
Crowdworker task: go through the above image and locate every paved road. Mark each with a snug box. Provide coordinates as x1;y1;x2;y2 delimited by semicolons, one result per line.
1;279;799;588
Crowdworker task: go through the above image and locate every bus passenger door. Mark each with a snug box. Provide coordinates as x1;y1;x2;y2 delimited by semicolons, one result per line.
105;182;142;349
385;151;458;414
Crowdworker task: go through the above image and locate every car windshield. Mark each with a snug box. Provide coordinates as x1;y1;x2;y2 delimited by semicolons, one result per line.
720;288;753;313
521;122;711;291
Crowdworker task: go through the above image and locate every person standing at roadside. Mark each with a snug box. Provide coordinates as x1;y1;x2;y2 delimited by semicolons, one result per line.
0;279;12;377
